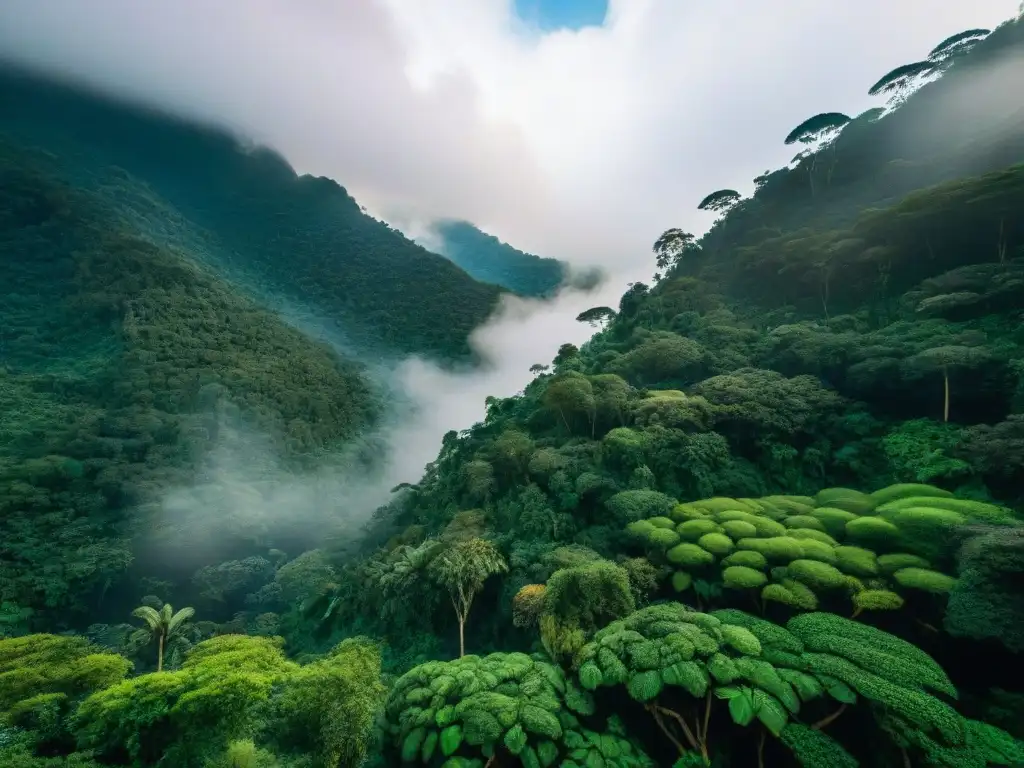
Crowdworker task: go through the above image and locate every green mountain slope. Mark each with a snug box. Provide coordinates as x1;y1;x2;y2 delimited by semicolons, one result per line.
426;219;568;297
0;139;379;624
0;65;511;630
0;65;503;362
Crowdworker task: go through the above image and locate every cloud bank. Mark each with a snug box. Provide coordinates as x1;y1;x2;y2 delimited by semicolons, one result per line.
1;0;1017;273
1;0;1020;543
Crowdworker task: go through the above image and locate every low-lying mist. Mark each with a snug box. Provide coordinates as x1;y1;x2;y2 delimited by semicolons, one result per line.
148;274;633;570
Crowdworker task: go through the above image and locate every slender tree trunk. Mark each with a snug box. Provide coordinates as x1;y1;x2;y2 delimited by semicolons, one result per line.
557;407;570;434
158;633;165;673
943;369;950;423
811;704;847;730
458;617;465;658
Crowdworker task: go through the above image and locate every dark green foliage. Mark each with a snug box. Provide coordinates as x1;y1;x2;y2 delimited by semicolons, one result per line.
945;525;1024;652
697;190;741;213
928;29;991;61
867;61;936;96
0;143;377;623
783;113;851;145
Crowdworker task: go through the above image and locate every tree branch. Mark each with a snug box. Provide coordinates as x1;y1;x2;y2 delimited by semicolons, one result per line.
646;704;688;755
811;703;847;731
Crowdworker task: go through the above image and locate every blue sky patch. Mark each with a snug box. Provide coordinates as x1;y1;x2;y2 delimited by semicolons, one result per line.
513;0;609;31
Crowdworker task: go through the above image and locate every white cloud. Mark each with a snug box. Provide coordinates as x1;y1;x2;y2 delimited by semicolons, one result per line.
1;0;1017;272
1;0;1019;530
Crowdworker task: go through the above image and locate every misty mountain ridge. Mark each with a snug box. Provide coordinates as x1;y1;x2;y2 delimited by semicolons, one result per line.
417;218;603;298
0;63;552;365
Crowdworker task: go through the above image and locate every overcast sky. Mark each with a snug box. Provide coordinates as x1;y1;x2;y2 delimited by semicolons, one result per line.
1;0;1019;278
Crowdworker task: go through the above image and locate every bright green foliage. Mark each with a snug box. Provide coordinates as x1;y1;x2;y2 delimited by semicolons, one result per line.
383;652;652;766
852;589;905;615
129;603;195;673
540;561;636;662
696;533;734;556
780;723;858;768
869;484;954;506
670;572;693;593
676;519;721;541
721;551;767;570
892;568;957;594
73;635;288;765
629;484;972;617
270;637;386;767
813;488;876;515
787;560;848;591
877;553;931;573
762;582;819;610
666;543;716;568
0;634;131;751
877;496;1014;524
204;739;279;768
810;508;858;537
722;566;768;590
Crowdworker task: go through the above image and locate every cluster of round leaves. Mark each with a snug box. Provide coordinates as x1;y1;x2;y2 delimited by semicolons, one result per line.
626;483;1019;615
384;651;654;768
574;603;1024;768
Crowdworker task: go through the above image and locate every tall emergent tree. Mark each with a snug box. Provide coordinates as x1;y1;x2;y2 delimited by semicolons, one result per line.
697;189;742;214
784;112;851;194
868;60;937;105
576;306;618;328
428;538;508;657
653;228;699;276
928;28;991;64
904;345;992;422
130;603;195;672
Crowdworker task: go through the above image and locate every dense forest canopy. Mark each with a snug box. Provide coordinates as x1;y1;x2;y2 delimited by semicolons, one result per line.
3;9;1024;768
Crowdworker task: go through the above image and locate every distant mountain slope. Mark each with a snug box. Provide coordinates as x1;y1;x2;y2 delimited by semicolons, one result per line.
426;219;568;297
0;139;381;620
0;65;503;362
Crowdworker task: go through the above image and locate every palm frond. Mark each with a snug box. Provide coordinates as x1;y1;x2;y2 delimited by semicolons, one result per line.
131;606;162;631
167;607;196;635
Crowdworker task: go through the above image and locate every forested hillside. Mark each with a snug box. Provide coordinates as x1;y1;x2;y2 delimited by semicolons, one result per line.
425;220;569;298
3;13;1024;768
0;65;503;361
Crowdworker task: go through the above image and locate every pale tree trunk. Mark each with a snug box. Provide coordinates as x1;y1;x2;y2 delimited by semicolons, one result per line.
943;369;950;423
453;586;473;658
158;633;165;672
